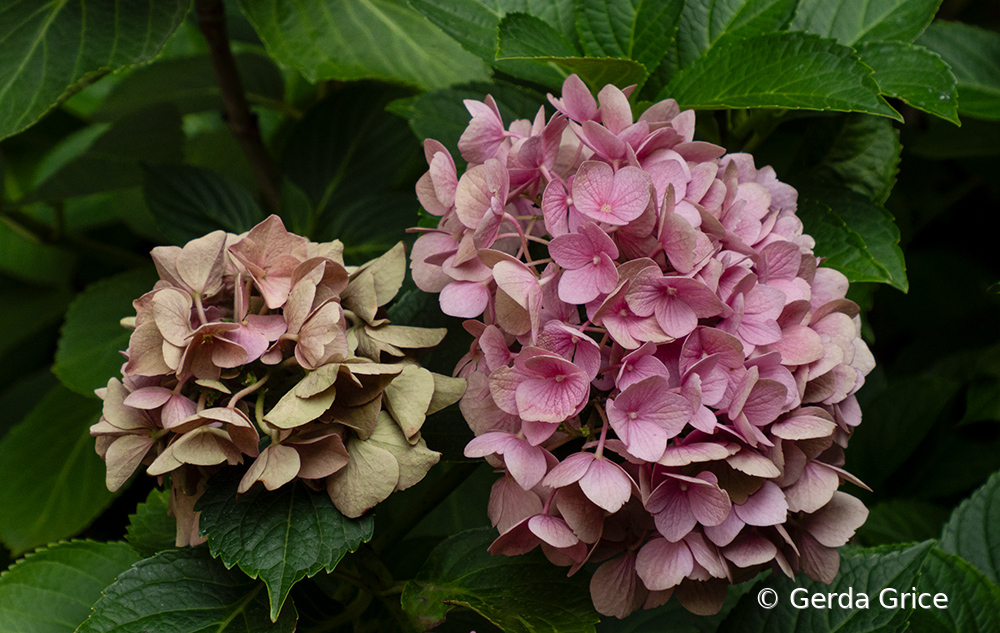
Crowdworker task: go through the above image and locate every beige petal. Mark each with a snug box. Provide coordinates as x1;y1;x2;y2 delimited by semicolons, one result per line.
326;436;399;518
383;365;435;440
296;364;341;398
266;385;337;429
367;411;440;490
239;444;301;493
427;373;467;415
293;433;349;479
367;325;447;349
105;434;155;491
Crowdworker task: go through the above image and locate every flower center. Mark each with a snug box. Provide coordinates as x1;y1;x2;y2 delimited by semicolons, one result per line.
600;203;613;215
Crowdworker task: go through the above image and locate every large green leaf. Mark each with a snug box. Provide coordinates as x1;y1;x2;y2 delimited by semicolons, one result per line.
237;0;489;90
280;85;422;254
791;0;941;46
845;377;959;495
92;53;285;121
780;114;901;204
917;22;1000;121
857;42;959;124
0;222;75;286
575;0;684;74
411;0;579;62
495;13;648;91
856;500;950;547
798;189;907;292
912;547;1000;633
0;0;189;140
716;541;934;633
409;0;503;61
0;281;71;361
0;541;141;633
663;32;901;119
671;0;797;74
24;103;185;202
939;470;1000;584
53;267;159;397
142;163;266;246
197;469;375;622
78;547;297;632
0;386;112;554
402;527;599;633
125;487;177;557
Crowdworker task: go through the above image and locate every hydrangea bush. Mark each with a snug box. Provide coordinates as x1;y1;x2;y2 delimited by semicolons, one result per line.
92;215;464;544
413;75;875;617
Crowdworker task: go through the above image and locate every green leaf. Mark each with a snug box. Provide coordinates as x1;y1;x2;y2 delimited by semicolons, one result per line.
575;0;684;74
142;163;266;246
912;547;1000;633
0;541;141;633
917;22;1000;121
856;500;951;547
717;541;935;633
237;0;489;90
844;377;958;492
781;114;901;204
402;527;600;633
78;547;297;632
798;189;907;291
53;267;159;397
409;0;504;61
962;377;1000;425
280;85;422;255
125;487;177;557
0;0;189;140
0;281;71;359
411;0;580;63
664;32;901;119
25;103;185;202
670;0;797;75
0;386;112;554
791;0;941;46
495;13;648;91
857;42;959;124
196;469;375;622
92;53;285;121
940;470;1000;584
0;222;75;286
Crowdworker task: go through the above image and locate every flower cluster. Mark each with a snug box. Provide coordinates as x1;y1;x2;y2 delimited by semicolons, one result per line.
92;216;464;545
412;76;873;617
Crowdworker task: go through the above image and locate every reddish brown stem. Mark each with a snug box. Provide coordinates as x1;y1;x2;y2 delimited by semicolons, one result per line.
195;0;280;214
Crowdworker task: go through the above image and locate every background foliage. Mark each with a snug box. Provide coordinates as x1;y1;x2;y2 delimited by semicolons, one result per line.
1;0;999;631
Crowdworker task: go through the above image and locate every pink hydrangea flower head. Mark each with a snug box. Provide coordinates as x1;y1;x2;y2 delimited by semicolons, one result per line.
413;76;875;619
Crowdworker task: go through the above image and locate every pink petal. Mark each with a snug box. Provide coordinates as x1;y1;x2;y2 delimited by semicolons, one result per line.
528;514;579;548
543;452;594;488
579;457;633;513
733;481;787;527
123;387;173;410
440;281;489;318
722;533;777;567
636;538;694;590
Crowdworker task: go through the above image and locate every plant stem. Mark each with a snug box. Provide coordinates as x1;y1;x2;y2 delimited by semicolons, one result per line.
195;0;280;214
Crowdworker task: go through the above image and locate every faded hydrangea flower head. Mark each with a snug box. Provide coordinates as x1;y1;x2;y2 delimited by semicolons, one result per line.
92;216;465;545
413;75;874;618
